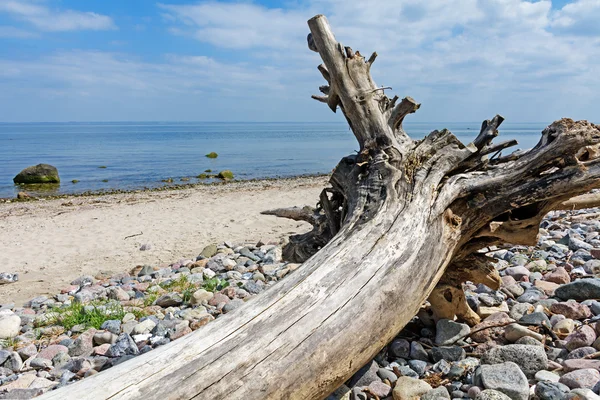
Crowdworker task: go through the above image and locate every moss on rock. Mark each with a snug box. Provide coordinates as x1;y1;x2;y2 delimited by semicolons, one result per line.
217;170;234;180
13;164;60;184
205;152;218;159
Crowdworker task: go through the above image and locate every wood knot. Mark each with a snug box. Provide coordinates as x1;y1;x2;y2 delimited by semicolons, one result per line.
444;209;462;228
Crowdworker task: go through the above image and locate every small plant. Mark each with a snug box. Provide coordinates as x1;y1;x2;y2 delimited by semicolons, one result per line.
143;293;158;307
0;337;18;348
205;152;218;159
159;274;200;303
40;300;125;330
202;277;229;292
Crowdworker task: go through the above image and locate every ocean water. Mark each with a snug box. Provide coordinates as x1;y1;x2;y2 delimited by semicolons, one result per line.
0;121;546;198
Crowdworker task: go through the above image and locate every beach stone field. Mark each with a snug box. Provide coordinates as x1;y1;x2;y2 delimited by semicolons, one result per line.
4;209;600;399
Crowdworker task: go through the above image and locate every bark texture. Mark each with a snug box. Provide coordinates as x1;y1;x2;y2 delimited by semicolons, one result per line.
40;15;600;400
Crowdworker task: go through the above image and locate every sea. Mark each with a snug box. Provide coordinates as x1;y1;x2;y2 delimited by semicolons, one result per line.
0;122;546;198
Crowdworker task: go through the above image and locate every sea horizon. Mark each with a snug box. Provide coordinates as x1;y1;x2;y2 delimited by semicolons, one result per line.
0;121;550;198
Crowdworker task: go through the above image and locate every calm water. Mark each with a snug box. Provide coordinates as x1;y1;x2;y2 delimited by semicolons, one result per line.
0;121;546;198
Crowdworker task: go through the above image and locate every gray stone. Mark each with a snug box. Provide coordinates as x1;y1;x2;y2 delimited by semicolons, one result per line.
347;360;380;387
105;334;139;357
100;320;121;335
482;344;547;377
421;386;451;399
392;376;432;400
479;362;529;400
535;370;561;382
155;293;183;307
3;352;22;372
431;346;466;362
435;319;470;346
389;339;410;359
138;265;154;277
407;359;428;376
199;244;218;258
409;341;429;361
475;389;512;400
534;381;570;400
556;279;600;301
377;367;398;383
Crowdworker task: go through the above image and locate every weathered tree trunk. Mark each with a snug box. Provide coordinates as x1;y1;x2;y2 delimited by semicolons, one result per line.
41;15;600;400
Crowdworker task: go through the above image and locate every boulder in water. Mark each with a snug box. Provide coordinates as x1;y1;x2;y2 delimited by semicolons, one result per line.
13;164;60;184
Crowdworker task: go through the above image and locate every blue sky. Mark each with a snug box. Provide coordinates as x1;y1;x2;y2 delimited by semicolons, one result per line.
0;0;598;123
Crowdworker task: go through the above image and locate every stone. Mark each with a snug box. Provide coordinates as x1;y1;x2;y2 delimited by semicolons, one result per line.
409;341;429;361
566;325;597;351
107;286;130;302
519;311;552;327
515;336;544;346
431;346;466;362
0;309;21;339
478;303;510;318
36;345;68;360
392;376;432;400
545;267;571;284
17;344;37;361
208;293;230;306
562;359;600;372
534;381;570;400
555;319;576;336
68;328;96;356
217;170;234;180
155;293;183;307
189;289;213;306
389;339;410;359
421;386;451;399
199;244;218;258
551;301;592;320
555;279;600;301
367;381;392;398
475;390;512;400
106;334;139;357
535;280;560;296
13;164;60;184
479;362;529;400
559;368;600;389
567;347;597;360
93;331;118;345
506;266;530;280
29;357;52;369
132;319;156;335
481;344;548;377
100;320;121;335
347;361;380;387
536;370;561;382
435;319;470;346
3;351;23;372
377;368;398;383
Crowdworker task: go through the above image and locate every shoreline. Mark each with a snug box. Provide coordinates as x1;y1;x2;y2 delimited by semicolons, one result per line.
0;173;331;203
0;175;328;305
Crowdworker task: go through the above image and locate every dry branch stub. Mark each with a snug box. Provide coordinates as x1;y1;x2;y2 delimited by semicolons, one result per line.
40;14;600;400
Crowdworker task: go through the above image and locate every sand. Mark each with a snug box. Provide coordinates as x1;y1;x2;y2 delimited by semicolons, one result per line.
0;177;327;306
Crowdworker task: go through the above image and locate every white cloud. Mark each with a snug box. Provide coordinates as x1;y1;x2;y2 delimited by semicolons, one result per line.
551;0;600;34
0;0;116;31
0;25;38;38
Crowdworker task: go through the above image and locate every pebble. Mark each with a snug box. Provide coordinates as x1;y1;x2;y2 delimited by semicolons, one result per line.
481;344;548;377
559;368;600;389
391;376;431;400
435;319;470;346
555;279;600;301
479;362;529;400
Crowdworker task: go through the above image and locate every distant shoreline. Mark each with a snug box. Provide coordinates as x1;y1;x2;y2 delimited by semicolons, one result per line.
1;173;330;203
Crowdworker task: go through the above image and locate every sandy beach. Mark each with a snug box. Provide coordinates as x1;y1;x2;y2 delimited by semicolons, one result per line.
0;177;326;306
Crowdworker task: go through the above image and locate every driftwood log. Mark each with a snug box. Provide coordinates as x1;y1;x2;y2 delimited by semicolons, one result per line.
41;14;600;400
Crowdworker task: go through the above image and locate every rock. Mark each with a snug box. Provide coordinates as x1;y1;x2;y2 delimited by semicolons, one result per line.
0;309;21;339
421;386;451;399
409;341;429;361
567;347;597;360
68;328;96;356
0;272;18;285
367;381;392;398
106;334;139;357
199;244;218;258
347;361;380;387
100;320;121;335
132;319;156;335
515;336;544;346
479;362;529;400
562;359;600;372
3;351;23;372
570;237;594;252
481;344;548;377
17;344;37;361
551;301;592;320
535;280;560;296
107;286;130;302
392;376;432;400
554;319;576;336
389;339;410;359
505;266;530;280
217;170;234;180
471;313;515;343
559;368;600;389
546;267;571;284
13;164;60;184
435;319;470;346
565;325;597;351
93;331;118;345
431;346;465;362
36;345;68;360
536;370;561;382
534;381;570;400
377;368;398;383
475;390;512;400
479;303;510;318
155;293;183;307
555;279;600;301
568;388;600;399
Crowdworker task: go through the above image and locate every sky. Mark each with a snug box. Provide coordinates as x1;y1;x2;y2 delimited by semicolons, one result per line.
0;0;598;123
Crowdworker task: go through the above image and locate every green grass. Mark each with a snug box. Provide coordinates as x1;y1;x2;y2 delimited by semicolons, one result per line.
143;292;159;307
202;277;229;292
0;337;18;348
159;274;201;303
38;301;126;330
